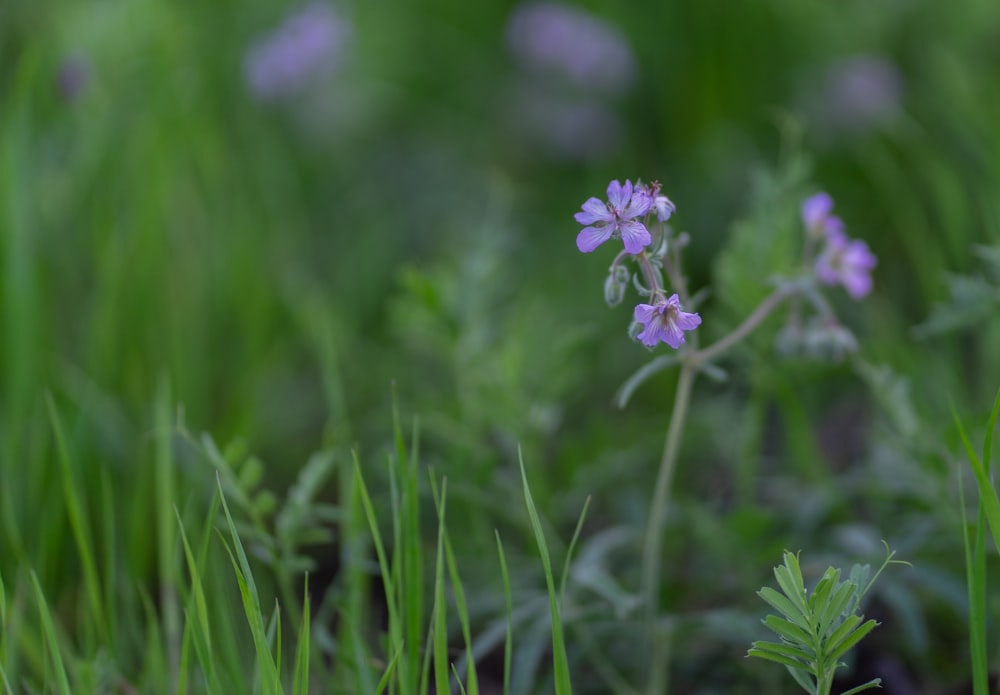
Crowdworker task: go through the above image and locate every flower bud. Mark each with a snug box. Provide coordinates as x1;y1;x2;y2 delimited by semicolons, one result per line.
604;264;630;306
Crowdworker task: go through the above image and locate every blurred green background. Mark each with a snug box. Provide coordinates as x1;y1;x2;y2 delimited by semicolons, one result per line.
3;0;1000;692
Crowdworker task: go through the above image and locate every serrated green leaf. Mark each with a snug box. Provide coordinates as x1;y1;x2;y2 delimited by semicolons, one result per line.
758;587;811;629
827;619;879;663
764;615;815;647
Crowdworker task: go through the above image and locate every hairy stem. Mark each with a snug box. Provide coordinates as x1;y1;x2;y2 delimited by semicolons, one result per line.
642;363;696;695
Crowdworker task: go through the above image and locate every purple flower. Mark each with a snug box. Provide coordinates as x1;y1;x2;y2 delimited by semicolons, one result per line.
506;2;637;96
801;192;844;239
634;294;701;349
815;228;877;299
575;180;652;254
653;193;676;222
244;3;351;102
821;55;904;133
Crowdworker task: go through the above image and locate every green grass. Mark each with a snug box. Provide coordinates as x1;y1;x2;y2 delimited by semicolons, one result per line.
954;388;1000;695
4;0;1000;691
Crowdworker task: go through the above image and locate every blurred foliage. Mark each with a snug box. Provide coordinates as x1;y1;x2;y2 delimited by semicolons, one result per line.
3;0;1000;692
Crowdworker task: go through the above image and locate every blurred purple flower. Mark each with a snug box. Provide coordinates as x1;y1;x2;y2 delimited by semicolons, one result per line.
56;56;90;102
244;3;351;102
634;294;701;349
506;2;637;96
801;191;844;239
819;55;904;132
575;179;652;254
815;227;877;300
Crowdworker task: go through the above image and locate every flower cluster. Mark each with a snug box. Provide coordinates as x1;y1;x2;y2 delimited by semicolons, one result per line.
574;182;878;356
574;179;698;350
801;193;877;299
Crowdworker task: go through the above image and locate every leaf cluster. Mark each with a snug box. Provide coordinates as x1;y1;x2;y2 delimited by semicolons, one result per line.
747;549;900;695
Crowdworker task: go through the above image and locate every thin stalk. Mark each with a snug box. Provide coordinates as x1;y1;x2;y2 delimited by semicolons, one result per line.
692;285;798;366
642;363;696;695
640;283;800;694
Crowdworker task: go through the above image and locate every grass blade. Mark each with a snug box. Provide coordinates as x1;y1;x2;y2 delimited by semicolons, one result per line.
30;572;72;695
0;585;9;695
494;531;513;695
518;451;572;695
373;645;403;695
432;478;450;695
956;410;990;695
427;472;479;695
291;578;311;695
175;506;217;690
216;474;282;695
559;497;591;606
952;400;1000;558
352;454;406;687
45;394;107;644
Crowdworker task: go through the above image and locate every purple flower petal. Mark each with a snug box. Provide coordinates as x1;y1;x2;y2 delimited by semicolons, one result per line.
842;270;873;299
619;220;651;254
575;197;611;225
577;225;614;252
676;312;702;331
802;192;833;229
845;239;877;270
633;295;700;349
634;303;657;323
660;321;685;349
606;180;626;210
622;186;651;219
653;195;675;222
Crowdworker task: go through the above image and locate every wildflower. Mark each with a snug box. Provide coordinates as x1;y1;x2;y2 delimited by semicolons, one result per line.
575;179;652;254
801;192;844;239
634;294;701;349
815;227;877;299
638;181;676;222
244;2;351;102
821;55;904;133
653;193;676;222
505;2;637;96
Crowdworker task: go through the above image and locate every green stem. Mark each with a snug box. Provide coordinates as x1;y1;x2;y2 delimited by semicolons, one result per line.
691;284;798;367
639;284;801;694
642;363;696;695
